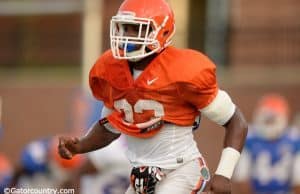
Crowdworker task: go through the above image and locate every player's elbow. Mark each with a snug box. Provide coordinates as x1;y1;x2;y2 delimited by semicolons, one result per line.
223;107;248;150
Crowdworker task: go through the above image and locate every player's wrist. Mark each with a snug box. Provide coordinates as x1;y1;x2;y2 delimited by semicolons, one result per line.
76;137;89;154
215;147;240;179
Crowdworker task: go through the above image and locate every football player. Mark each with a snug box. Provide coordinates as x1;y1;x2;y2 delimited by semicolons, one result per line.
58;0;248;193
233;94;300;194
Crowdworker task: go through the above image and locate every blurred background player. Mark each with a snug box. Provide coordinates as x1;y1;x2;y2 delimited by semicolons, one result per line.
9;137;84;189
233;93;300;194
1;92;84;190
9;89;130;194
6;91;87;189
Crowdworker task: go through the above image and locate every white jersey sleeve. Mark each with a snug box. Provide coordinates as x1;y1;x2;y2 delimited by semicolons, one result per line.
200;89;236;126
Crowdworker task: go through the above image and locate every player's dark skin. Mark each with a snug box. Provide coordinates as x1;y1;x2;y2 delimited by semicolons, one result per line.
58;25;248;194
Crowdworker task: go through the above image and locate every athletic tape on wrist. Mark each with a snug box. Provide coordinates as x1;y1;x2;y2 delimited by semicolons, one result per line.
215;147;240;179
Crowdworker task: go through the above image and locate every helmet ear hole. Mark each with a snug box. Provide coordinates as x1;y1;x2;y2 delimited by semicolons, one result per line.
149;25;154;32
163;31;169;37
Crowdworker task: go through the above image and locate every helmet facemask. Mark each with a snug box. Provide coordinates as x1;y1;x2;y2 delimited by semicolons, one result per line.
110;12;170;61
253;107;288;140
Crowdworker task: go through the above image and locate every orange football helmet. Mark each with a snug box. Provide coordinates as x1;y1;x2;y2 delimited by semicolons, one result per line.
110;0;176;61
253;94;289;140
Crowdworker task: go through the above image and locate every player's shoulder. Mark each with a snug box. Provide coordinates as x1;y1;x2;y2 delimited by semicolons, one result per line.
162;46;216;70
157;47;217;84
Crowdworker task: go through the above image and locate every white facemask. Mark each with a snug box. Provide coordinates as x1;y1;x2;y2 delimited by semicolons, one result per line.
110;12;172;61
253;109;288;140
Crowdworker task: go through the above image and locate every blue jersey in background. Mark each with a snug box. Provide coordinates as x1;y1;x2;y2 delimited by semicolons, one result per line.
245;128;300;194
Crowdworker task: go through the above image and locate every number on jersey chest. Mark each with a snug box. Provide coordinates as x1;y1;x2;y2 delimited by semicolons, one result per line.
114;99;165;123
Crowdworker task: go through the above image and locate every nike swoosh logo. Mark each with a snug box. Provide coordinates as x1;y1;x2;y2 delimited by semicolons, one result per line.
147;77;158;85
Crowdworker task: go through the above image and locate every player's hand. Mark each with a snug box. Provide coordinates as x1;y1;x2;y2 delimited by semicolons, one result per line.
203;174;231;194
58;136;81;159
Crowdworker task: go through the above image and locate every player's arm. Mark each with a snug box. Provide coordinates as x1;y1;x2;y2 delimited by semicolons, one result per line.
201;90;248;152
200;90;248;193
223;107;248;151
58;117;120;159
